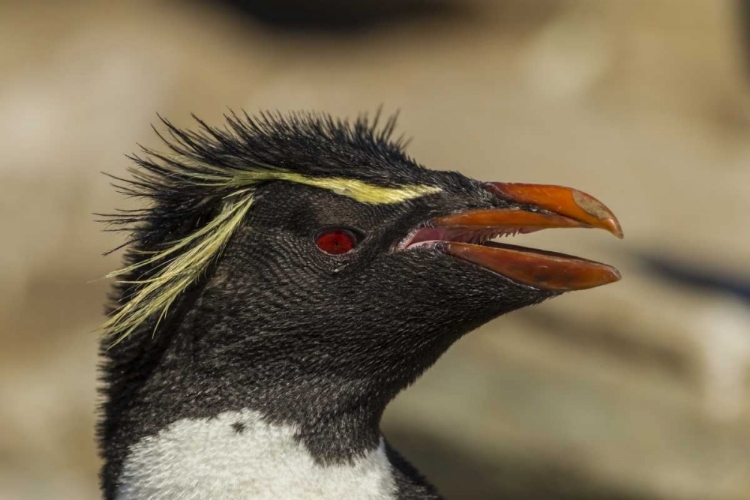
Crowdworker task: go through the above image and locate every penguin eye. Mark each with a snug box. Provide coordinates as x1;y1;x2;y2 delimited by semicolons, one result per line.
315;228;358;255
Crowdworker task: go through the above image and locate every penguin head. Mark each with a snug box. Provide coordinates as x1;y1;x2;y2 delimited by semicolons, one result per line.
103;112;621;416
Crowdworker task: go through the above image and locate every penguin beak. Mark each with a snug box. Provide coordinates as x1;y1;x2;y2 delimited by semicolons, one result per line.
400;183;623;291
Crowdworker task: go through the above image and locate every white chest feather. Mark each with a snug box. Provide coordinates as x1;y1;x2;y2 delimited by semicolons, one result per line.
116;410;397;500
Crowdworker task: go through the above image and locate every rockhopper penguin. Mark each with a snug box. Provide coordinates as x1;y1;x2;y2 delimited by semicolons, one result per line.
98;111;623;499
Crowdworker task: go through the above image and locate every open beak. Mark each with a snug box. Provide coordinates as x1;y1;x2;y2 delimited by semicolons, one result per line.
402;183;623;291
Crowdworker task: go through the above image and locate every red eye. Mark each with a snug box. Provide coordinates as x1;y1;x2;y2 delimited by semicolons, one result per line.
315;229;357;255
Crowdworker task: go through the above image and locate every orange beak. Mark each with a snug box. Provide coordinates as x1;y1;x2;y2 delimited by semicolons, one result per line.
402;183;623;291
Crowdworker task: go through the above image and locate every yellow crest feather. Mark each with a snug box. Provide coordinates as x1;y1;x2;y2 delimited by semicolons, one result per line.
103;196;254;344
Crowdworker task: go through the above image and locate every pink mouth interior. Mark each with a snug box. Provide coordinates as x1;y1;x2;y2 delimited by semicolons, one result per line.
400;226;542;250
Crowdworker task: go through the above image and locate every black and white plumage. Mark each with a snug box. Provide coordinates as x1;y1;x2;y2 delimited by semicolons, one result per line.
98;111;622;499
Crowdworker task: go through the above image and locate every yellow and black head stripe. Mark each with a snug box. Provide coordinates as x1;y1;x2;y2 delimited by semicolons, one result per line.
101;164;440;345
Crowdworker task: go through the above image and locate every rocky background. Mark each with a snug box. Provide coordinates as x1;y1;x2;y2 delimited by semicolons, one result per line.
2;0;750;498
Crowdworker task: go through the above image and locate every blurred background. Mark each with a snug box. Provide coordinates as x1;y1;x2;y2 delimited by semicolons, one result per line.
2;0;750;498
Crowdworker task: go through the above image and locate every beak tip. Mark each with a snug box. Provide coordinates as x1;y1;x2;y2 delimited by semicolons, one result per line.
608;266;623;282
576;263;621;291
578;263;622;290
603;218;624;239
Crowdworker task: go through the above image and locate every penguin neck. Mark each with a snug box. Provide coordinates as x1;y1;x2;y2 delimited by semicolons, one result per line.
108;321;390;453
100;317;394;499
99;267;455;499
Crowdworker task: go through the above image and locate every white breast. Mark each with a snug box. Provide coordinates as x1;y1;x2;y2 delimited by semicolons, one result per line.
116;409;397;500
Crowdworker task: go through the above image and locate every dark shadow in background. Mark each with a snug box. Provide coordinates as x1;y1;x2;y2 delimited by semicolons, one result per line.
642;254;750;304
739;0;750;75
387;426;653;500
186;0;474;34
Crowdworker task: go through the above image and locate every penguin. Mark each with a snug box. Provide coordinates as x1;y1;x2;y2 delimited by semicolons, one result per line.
98;111;622;499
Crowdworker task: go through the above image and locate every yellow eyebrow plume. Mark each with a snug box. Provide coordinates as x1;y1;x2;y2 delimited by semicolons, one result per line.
257;172;441;204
